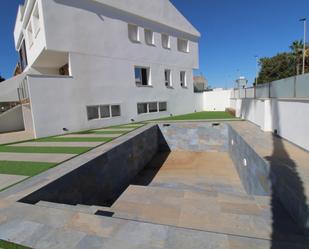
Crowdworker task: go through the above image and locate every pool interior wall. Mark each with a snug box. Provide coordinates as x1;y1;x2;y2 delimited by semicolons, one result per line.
19;122;303;233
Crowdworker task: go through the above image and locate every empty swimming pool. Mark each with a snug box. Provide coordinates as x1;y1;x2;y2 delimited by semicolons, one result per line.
16;122;309;246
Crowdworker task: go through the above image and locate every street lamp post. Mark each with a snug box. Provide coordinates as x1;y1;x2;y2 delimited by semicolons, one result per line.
300;18;307;74
254;55;259;99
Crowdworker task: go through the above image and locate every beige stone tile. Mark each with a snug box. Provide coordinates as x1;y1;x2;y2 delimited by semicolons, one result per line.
0;152;75;163
65;213;125;238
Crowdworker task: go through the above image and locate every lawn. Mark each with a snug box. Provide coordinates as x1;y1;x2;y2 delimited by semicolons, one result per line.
0;240;31;249
0;161;56;176
0;146;92;154
36;137;114;142
0;123;145;187
157;111;236;121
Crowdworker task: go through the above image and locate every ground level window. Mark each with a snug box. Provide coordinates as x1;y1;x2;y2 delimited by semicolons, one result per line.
149;102;158;113
100;105;110;118
87;104;121;120
111;105;121;117
137;103;148;114
137;102;167;115
135;67;150;86
159;102;167;112
87;106;99;120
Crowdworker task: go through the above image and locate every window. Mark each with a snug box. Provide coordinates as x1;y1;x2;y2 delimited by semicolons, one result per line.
19;40;28;71
100;105;110;118
27;22;33;48
87;106;99;120
149;102;158;113
159;102;167;112
137;103;148;114
111;105;121;117
128;24;139;42
135;67;150;86
87;105;121;120
145;29;154;45
164;69;172;87
162;34;170;49
177;39;189;52
32;5;40;36
137;102;167;115
180;71;187;87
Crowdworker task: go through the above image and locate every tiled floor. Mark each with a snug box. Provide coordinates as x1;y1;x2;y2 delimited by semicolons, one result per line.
105;151;296;241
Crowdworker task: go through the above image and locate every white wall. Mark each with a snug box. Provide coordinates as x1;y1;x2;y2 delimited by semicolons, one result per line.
203;90;232;111
234;98;309;151
0;105;24;133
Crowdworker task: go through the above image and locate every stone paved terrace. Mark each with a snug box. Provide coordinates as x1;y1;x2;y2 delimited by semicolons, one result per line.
0;122;308;248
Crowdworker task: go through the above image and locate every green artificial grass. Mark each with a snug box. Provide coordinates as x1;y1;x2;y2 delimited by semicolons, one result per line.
0;146;92;154
0;161;56;176
157;111;236;121
36;137;113;143
83;130;127;135
0;240;31;249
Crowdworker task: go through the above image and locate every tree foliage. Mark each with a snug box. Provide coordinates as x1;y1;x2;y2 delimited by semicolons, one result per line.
257;40;309;84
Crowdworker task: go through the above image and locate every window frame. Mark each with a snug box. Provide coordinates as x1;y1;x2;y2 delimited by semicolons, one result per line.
177;38;189;53
128;24;140;43
135;66;151;86
87;104;121;121
164;69;172;87
180;71;187;88
144;29;155;46
111;105;121;117
162;34;171;49
87;106;100;121
137;102;167;115
32;3;40;37
26;21;34;49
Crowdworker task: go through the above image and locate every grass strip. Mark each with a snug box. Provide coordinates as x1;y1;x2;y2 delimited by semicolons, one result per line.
0;161;56;176
36;137;113;142
82;130;126;135
157;111;236;121
0;146;91;154
0;240;32;249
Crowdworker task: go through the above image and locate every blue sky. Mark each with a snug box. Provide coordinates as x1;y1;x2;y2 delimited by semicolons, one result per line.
0;0;308;88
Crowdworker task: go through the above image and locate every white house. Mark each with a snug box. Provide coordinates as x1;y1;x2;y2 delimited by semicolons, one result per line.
0;0;202;138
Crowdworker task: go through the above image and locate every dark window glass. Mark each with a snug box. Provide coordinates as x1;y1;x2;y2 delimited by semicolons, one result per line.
149;102;158;113
19;40;28;71
100;105;110;118
111;105;121;117
87;106;99;120
137;103;148;114
159;102;167;112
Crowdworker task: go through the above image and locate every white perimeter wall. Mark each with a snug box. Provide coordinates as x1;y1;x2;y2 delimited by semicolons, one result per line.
231;98;309;151
203;90;232;111
0;105;24;133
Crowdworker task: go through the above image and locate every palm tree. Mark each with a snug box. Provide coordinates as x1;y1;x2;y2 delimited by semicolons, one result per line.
290;40;304;75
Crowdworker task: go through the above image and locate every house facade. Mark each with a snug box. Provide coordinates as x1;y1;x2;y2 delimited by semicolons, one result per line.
2;0;201;138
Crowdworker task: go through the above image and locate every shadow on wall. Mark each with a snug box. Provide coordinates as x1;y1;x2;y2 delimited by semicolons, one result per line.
267;99;309;248
53;0;199;41
242;99;309;247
